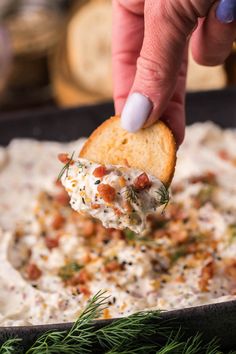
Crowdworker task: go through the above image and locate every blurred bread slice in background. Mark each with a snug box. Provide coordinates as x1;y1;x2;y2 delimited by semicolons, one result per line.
51;0;112;107
187;51;226;91
51;0;227;108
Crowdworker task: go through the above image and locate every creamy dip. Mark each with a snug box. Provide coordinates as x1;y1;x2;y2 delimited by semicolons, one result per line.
0;122;236;327
60;158;168;233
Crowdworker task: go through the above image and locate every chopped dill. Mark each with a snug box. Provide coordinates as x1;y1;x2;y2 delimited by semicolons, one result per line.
156;183;170;212
57;151;75;181
124;186;139;204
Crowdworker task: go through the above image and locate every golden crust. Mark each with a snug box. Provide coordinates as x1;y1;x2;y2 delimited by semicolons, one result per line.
80;116;176;185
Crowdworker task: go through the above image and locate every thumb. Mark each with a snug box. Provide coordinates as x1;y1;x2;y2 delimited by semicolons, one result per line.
120;0;215;132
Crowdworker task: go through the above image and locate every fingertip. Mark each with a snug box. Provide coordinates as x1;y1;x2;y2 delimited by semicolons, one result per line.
120;92;153;132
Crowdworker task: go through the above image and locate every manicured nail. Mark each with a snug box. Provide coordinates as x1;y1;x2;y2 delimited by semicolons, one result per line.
216;0;236;23
121;93;153;132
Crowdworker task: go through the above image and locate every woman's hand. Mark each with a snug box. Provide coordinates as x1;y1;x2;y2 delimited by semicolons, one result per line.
112;0;236;145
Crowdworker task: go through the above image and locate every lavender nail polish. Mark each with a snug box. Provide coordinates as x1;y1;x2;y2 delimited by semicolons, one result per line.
121;93;153;133
216;0;236;24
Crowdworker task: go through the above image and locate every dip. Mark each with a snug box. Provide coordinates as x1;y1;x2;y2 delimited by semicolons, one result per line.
60;157;169;233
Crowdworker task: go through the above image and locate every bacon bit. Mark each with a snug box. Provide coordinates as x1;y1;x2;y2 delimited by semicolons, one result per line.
189;172;216;185
93;166;107;178
54;179;63;188
26;263;42;280
103;308;111;319
107;228;124;240
113;207;122;217
97;183;116;203
80;219;96;237
104;260;123;272
133;172;151;190
91;203;100;209
169;229;188;245
67;269;91;286
45;237;59;250
118;176;126;188
123;200;132;213
54;190;70;206
218;149;230;160
171;183;184;194
78;285;91;296
166;204;188;221
176;275;185;283
52;213;65;230
224;259;236;278
58;153;71;164
230;288;236;295
198;260;215;292
83;253;92;264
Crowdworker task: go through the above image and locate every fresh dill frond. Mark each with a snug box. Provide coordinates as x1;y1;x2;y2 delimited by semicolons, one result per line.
57;151;75;181
156;183;170;212
124;186;139;204
96;310;162;350
26;290;108;354
0;338;22;354
58;262;84;281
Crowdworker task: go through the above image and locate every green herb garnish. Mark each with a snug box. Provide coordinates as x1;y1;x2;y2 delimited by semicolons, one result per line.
124;186;139;204
124;229;137;241
228;224;236;244
58;262;83;281
156;183;170;212
57;151;75;181
0;338;22;354
196;186;215;205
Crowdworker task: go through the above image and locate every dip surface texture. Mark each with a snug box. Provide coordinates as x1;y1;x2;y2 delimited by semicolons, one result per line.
61;158;167;233
0;122;236;326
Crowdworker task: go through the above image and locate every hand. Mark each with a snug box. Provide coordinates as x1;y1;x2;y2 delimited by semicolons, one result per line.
112;0;236;145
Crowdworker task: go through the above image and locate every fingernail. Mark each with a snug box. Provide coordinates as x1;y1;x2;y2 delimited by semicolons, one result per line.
216;0;236;24
121;93;153;132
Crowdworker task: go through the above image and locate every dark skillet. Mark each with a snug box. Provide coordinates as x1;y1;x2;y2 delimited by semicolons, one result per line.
0;88;236;351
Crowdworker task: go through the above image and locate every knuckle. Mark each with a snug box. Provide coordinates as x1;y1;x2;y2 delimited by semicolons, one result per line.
136;54;176;90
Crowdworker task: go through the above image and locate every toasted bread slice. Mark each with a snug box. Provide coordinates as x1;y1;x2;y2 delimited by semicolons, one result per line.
80;116;176;185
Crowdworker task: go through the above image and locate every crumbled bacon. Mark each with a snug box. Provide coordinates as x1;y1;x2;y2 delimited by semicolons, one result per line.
104;260;123;272
91;203;100;209
224;259;236;278
123;200;132;213
67;269;91;286
189;172;216;185
93;166;107;178
45;237;59;250
80;219;95;237
54;190;70;206
218;149;230;160
58;153;71;164
113;207;123;216
97;183;116;203
78;285;91;296
26;263;42;280
198;260;215;292
52;213;65;230
133;173;151;190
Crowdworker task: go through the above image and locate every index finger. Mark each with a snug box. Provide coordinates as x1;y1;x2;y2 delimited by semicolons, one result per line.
112;0;144;113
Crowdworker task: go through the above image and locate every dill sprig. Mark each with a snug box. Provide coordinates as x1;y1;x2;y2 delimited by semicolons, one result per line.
156;183;170;212
25;290;108;354
124;186;139;204
57;151;75;181
0;338;22;354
